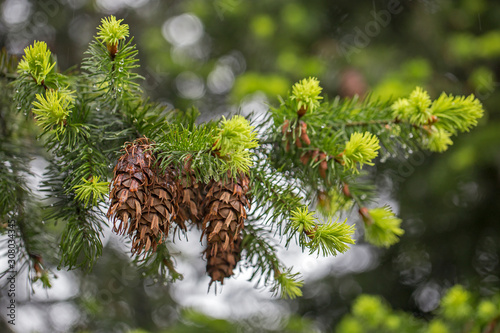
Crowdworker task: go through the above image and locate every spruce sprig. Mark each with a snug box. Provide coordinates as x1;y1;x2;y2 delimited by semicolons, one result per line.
307;219;356;256
290;207;316;235
73;176;110;208
97;15;130;54
32;88;75;135
363;206;404;247
17;41;56;85
431;93;484;134
272;268;304;299
213;115;259;175
290;77;323;114
342;131;380;172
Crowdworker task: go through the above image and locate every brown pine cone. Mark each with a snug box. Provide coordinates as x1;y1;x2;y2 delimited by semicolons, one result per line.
202;174;250;285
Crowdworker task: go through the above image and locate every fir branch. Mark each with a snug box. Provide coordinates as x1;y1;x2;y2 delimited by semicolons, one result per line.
155;123;226;183
361;206;404;247
289;206;356;256
342;131;380;172
15;201;54;288
32;88;75;136
316;184;354;217
135;242;183;282
431;93;483;134
0;188;55;289
73;176;109;208
125;99;172;140
57;204;104;271
249;159;355;256
307;219;356;256
241;223;281;286
290;207;316;237
249;162;307;244
16;41;56;86
4;16;488;298
271;268;304;299
96;16;130;55
41;161;105;271
343;119;398;127
213;115;259;175
242;222;303;299
81;35;143;112
290;77;323;115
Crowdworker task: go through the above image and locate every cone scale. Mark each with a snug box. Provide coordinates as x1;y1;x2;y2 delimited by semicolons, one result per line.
202;174;250;285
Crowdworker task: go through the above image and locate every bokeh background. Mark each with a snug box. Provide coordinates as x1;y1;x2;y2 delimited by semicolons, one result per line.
1;0;500;332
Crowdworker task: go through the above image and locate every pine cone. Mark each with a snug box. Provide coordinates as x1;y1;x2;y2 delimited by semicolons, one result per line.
206;236;242;285
107;139;154;236
202;175;250;284
146;167;178;237
107;138;177;256
175;172;204;231
173;156;205;232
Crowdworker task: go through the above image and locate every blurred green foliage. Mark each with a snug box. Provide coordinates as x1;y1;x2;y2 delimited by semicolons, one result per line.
336;285;500;333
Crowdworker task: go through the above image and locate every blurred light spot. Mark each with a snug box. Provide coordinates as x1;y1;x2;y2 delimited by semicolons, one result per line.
474;236;499;275
219;51;246;75
330;245;379;276
33;271;79;301
414;283;441;312
124;0;150;8
152;304;178;328
240;92;268;116
250;14;275;38
475;252;499;274
281;3;307;29
277;51;299;72
176;71;205;99
69;15;95;46
171;42;210;64
404;218;426;237
208;65;234;94
458;181;480;205
16;305;48;333
162;13;204;47
444;72;459;83
394;247;432;286
169;263;280;321
25;156;49;199
339;278;362;300
1;0;31;26
251;302;285;331
49;302;80;332
95;0;149;12
65;0;88;10
95;0;125;12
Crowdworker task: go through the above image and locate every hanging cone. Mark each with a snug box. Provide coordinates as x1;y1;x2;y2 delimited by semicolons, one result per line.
202;174;250;285
175;172;204;231
107;138;177;256
206;235;242;285
146;167;178;237
173;156;204;232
